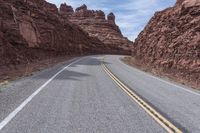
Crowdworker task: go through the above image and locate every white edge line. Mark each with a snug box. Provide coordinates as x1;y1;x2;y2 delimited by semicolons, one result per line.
113;56;200;97
0;57;83;131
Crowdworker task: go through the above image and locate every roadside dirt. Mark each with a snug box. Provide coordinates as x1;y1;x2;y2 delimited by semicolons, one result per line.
0;55;76;84
122;57;200;90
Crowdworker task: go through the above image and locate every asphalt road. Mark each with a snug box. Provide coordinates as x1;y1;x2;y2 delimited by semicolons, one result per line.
0;55;200;133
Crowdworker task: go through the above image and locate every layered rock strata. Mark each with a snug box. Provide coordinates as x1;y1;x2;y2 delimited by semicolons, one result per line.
59;4;133;52
0;0;128;67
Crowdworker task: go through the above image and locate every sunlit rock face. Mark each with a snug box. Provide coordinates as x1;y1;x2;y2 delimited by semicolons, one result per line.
59;3;74;19
107;12;116;24
59;4;133;52
1;0;127;66
176;0;200;7
176;0;185;5
0;0;131;67
75;4;87;12
133;0;200;87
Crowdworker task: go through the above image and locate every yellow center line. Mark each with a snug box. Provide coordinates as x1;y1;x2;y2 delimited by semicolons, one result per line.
101;59;182;133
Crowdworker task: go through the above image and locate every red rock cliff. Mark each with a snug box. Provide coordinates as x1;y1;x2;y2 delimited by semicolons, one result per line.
176;0;200;7
59;4;133;52
133;0;200;88
0;0;129;67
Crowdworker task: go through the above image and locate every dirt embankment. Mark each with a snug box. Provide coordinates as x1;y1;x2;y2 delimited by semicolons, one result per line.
0;51;76;83
123;57;200;90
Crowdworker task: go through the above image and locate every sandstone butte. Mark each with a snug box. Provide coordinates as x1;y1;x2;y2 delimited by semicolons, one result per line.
0;0;132;67
132;0;200;88
59;3;133;52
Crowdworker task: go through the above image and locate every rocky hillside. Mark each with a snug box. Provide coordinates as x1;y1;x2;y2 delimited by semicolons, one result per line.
0;0;131;68
132;0;200;88
0;0;99;66
59;3;133;52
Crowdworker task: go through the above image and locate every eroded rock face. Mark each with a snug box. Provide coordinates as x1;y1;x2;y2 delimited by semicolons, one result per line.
59;3;74;18
176;0;200;7
0;0;131;67
107;12;115;23
176;0;184;5
19;22;39;48
95;10;105;19
0;0;116;66
133;0;200;87
76;4;87;12
59;4;133;52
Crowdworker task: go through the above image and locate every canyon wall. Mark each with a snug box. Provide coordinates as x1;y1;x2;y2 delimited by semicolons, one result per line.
0;0;131;67
59;4;133;52
132;0;200;87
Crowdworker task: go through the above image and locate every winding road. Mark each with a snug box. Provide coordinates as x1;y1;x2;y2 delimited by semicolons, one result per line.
0;55;200;133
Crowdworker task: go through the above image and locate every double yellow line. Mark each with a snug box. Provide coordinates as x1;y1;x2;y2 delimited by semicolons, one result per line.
101;60;182;133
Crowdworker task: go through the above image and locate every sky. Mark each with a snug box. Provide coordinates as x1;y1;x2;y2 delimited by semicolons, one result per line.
46;0;176;41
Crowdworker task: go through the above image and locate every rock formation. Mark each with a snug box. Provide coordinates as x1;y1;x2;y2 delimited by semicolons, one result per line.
107;12;115;23
133;0;200;88
59;3;74;18
59;4;133;52
0;0;130;67
176;0;200;7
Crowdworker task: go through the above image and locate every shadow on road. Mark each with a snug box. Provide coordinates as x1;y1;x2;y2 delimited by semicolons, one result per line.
32;69;90;81
70;56;110;67
55;70;90;81
32;56;110;81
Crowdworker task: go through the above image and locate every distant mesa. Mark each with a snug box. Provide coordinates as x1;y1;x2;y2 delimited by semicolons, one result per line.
58;3;133;50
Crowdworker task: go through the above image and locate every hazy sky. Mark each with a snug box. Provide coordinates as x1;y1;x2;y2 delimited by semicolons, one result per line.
46;0;176;41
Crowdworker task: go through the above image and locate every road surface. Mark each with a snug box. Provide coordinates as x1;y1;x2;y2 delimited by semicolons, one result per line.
0;55;200;133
